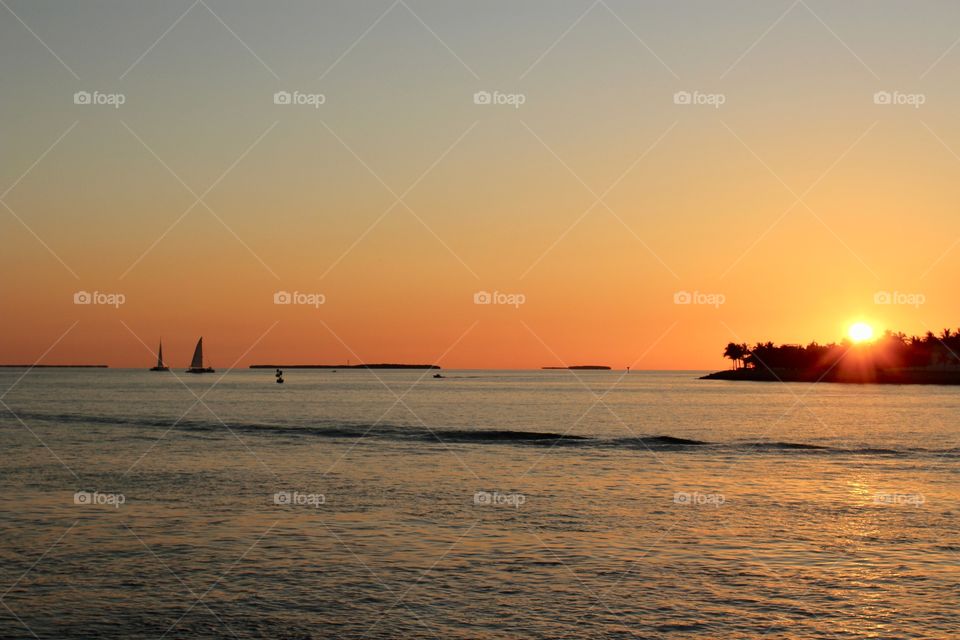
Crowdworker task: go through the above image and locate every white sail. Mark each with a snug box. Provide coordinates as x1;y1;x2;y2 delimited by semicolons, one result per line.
190;338;204;369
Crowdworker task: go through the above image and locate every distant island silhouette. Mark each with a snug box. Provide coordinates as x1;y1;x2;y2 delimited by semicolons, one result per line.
250;364;439;369
0;364;108;368
542;365;611;370
703;329;960;384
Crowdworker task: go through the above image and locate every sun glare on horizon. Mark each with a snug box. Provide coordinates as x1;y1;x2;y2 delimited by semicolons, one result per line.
848;322;875;343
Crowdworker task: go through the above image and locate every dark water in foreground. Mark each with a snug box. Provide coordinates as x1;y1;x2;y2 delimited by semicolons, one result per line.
1;369;958;638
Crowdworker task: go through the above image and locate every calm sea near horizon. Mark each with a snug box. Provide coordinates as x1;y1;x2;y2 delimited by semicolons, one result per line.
1;368;957;639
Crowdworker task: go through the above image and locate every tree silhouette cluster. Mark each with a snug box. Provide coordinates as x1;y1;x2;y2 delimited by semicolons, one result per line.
724;329;960;373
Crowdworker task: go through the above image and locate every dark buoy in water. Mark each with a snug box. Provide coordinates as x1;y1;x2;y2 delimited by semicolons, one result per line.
275;368;284;384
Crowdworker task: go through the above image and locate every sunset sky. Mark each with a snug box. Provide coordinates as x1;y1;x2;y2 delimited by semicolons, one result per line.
3;0;960;369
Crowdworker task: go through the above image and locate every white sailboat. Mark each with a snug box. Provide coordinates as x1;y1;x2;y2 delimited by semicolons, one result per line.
149;340;169;371
185;337;214;373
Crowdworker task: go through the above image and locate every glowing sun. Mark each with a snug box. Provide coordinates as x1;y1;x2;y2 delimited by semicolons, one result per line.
848;322;875;343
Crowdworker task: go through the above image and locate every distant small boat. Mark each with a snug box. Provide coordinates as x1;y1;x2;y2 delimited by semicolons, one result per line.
433;373;444;378
185;337;214;374
149;340;169;371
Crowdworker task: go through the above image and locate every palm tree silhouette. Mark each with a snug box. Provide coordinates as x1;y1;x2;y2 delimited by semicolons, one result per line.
723;342;748;369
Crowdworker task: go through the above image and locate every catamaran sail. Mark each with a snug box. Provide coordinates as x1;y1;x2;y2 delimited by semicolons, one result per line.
150;340;169;371
186;337;214;373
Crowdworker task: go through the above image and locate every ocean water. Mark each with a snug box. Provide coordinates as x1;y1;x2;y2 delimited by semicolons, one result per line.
1;368;958;639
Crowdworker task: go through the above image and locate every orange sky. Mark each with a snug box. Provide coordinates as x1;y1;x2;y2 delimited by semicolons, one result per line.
2;2;960;369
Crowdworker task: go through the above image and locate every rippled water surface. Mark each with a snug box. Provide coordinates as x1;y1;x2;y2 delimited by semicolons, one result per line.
1;369;958;638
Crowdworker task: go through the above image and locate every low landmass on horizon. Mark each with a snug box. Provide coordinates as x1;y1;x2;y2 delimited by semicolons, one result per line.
0;364;109;368
249;363;440;370
542;365;612;370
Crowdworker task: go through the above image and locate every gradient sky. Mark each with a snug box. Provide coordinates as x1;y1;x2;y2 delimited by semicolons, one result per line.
3;0;960;369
